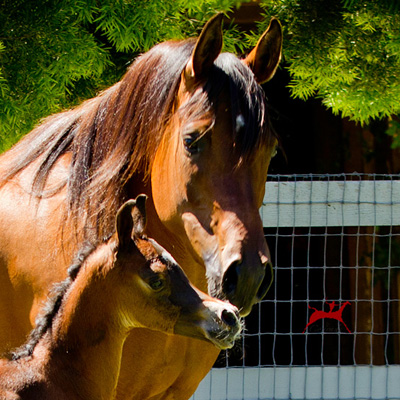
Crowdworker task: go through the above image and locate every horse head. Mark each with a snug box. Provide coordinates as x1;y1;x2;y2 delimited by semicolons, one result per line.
151;15;282;316
115;196;241;349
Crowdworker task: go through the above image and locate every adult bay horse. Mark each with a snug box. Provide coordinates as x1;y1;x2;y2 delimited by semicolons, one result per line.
0;14;282;399
0;196;241;399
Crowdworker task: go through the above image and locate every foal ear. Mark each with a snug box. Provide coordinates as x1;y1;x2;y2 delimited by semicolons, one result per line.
185;13;223;81
243;18;282;84
130;194;147;238
116;195;148;247
116;200;136;248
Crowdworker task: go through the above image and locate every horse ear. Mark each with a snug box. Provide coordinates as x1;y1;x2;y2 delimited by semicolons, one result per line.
185;13;223;81
243;18;282;84
116;195;148;247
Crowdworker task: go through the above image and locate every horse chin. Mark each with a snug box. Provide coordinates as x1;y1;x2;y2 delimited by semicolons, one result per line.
206;333;238;350
173;322;240;350
173;300;242;350
174;329;238;350
199;322;241;350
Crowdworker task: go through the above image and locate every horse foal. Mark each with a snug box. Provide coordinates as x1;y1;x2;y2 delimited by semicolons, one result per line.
0;195;241;400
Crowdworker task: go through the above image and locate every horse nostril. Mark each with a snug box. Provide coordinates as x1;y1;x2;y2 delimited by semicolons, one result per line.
222;261;240;296
221;309;238;327
256;261;274;300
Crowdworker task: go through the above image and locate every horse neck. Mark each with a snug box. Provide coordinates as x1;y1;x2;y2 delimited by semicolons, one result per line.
36;245;129;399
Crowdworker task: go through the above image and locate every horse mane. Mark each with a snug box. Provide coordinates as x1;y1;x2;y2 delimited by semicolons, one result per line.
10;243;96;361
0;39;274;241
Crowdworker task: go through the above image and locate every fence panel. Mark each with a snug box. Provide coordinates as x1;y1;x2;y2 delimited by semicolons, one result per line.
191;174;400;400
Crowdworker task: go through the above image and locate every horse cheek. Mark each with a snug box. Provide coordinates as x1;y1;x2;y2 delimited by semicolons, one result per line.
151;148;194;229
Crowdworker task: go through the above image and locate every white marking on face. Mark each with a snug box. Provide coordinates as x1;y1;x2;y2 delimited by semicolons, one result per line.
235;114;245;133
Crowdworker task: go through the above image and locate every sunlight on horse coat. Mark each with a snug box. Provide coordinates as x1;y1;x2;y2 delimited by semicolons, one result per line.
0;196;241;399
0;14;282;400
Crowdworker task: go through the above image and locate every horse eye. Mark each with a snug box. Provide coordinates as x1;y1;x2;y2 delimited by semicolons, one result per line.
148;277;165;291
183;135;200;155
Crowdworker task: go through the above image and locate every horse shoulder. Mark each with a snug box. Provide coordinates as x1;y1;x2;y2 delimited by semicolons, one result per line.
116;333;219;399
0;154;75;352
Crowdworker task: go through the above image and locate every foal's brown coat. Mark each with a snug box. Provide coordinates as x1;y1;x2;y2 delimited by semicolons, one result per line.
0;197;241;399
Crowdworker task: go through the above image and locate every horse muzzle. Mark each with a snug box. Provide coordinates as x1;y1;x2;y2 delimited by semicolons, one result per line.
221;258;274;317
173;298;242;350
201;300;242;349
181;210;273;317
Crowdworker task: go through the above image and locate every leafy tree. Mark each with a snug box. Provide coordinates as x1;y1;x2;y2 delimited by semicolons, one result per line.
253;0;400;129
3;0;400;151
0;0;244;151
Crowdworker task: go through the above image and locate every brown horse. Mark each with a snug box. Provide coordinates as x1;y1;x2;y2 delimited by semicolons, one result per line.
0;14;282;399
0;196;241;399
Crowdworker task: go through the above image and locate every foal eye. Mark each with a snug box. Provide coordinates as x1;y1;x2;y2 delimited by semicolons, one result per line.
148;277;165;291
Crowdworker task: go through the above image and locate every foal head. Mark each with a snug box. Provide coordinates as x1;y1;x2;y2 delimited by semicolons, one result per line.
11;196;241;363
104;195;241;348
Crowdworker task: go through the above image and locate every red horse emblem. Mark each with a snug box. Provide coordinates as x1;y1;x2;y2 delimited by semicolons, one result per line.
303;301;351;333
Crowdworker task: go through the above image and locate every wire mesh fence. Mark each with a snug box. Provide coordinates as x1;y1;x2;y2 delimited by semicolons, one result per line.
192;173;400;400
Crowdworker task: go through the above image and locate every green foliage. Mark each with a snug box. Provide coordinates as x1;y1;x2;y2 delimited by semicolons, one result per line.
256;0;400;127
0;0;245;152
5;0;400;152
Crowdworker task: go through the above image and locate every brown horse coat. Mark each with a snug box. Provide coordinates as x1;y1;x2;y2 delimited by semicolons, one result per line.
0;15;282;399
0;197;241;399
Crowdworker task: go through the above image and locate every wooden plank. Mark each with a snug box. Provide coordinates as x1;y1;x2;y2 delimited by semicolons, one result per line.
261;180;400;227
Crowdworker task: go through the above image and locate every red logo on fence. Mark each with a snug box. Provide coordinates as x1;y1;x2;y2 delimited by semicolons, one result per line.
303;301;351;333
